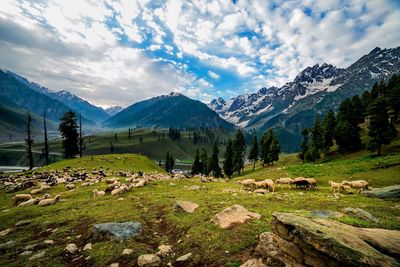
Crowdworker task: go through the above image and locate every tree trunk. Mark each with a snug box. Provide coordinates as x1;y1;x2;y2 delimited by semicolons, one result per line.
253;160;256;170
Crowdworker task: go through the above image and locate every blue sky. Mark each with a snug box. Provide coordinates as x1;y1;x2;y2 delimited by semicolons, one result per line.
0;0;399;107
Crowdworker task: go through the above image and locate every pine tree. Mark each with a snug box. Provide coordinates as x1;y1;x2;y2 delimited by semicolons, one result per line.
209;142;222;178
128;128;132;139
260;130;273;165
248;136;259;170
200;148;209;175
26;112;34;170
223;139;234;179
191;149;201;175
298;128;309;163
59;111;79;158
79;114;84;158
367;98;397;156
269;136;281;164
307;116;323;161
43;113;49;165
387;74;400;123
232;129;245;175
165;151;171;173
169;154;175;172
322;110;336;153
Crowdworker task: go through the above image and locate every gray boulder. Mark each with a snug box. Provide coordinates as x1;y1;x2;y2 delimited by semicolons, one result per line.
90;222;142;241
362;185;400;199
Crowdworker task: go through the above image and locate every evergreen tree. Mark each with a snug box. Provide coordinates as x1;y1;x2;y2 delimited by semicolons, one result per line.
169;154;175;172
223;139;234;179
260;130;273;165
43;113;49;165
200;148;209;175
59;111;79;158
322;110;336;153
248;136;259;170
232;129;245;175
306;116;323;161
387;74;400;123
270;135;281;164
26;112;34;170
209;142;222;177
367;98;397;156
298;128;309;163
165;151;171;173
79;114;84;158
191;149;201;175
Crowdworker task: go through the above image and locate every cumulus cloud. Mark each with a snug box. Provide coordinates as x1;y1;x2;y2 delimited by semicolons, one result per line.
0;0;399;106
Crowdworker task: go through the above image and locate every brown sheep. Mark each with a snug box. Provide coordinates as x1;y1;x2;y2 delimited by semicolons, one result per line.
237;179;256;190
329;181;342;192
253;179;275;192
38;195;61;206
275;177;293;188
93;189;106;197
342;180;368;192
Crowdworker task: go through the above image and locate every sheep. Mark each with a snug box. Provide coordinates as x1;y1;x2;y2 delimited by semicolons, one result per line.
93;189;106;197
133;179;147;188
275;177;293;188
237;179;256;190
306;178;317;189
292;177;317;189
253;179;275;192
329;181;342;192
12;194;32;206
38;195;61;206
30;183;51;194
111;188;122;196
339;184;353;194
18;198;40;207
65;184;76;190
341;180;368;193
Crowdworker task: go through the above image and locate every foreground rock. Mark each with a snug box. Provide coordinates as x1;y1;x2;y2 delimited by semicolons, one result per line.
90;222;142;241
137;254;161;266
255;212;400;266
343;207;379;222
211;205;261;229
362;185;400;198
174;201;199;213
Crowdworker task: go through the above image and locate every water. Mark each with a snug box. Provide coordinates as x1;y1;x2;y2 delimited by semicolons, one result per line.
0;166;32;173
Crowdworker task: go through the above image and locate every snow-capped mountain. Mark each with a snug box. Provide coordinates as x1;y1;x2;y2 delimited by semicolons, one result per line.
209;46;400;151
104;106;123;116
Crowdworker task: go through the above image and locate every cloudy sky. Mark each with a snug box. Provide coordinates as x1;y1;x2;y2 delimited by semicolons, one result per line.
1;0;399;108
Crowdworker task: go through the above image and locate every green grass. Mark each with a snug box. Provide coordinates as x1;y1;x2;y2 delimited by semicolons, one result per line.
0;146;400;266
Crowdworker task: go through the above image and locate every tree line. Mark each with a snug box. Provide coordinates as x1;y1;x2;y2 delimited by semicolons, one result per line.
299;74;399;161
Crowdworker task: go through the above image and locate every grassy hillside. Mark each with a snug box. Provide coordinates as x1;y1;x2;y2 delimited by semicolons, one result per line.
0;144;399;266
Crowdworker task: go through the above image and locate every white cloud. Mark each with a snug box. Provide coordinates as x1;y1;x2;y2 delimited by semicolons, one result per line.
208;71;220;79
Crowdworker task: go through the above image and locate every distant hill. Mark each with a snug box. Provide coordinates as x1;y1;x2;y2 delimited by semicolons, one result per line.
4;71;109;124
102;93;235;130
104;106;123;116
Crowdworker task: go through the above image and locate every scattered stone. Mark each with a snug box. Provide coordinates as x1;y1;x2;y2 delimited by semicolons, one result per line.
110;263;119;267
29;251;46;261
156;245;172;256
15;219;32;227
211;205;261;229
176;252;192;262
0;240;16;252
65;243;78;254
0;228;14;236
83;243;92;251
343;207;379;222
362;185;400;199
117;198;124;201
122;248;133;255
174;201;199;213
90;222;142;241
240;258;266;267
188;185;201;191
43;240;54;245
137;254;161;266
310;210;344;219
19;250;33;256
254;189;268;194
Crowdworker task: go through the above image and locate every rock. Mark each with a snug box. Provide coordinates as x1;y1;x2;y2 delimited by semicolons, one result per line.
211;205;261;229
137;254;161;266
0;228;14;236
122;248;133;255
29;251;45;260
362;185;400;198
254;189;268;194
15;219;32;227
90;222;142;241
343;207;379;222
83;243;92;251
43;240;54;245
65;243;78;254
174;201;199;213
240;258;266;267
0;240;16;252
110;263;119;267
257;212;400;266
176;252;192;262
188;185;201;191
156;245;172;256
309;210;344;219
19;250;33;256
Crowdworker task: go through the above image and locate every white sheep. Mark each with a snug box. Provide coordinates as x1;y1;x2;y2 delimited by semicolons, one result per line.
38;195;61;206
65;184;76;190
275;177;293;188
93;189;106;197
329;181;342;192
237;179;256;190
253;179;275;192
12;194;32;206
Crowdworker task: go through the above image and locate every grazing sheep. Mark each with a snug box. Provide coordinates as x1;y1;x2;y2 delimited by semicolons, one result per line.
275;177;293;188
93;189;106;197
65;184;76;190
238;179;256;190
105;178;118;184
342;180;368;192
30;183;51;194
81;182;91;187
340;184;353;194
292;177;317;189
253;179;275;192
329;181;342;192
18;198;40;207
12;194;32;206
38;195;61;206
306;178;317;189
111;188;122;196
133;179;147;188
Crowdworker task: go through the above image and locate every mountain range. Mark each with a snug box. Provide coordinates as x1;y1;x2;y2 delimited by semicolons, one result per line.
1;46;399;150
209;46;400;151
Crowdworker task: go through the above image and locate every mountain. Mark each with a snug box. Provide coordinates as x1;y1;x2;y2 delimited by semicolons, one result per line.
0;70;96;128
103;92;235;130
104;106;123;116
4;71;109;124
209;46;400;151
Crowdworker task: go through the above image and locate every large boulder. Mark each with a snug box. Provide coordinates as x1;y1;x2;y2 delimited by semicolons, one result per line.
90;222;142;241
174;201;199;213
362;185;400;199
211;205;261;229
255;212;400;266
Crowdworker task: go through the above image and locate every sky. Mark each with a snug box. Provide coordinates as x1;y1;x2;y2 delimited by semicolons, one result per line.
0;0;399;108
